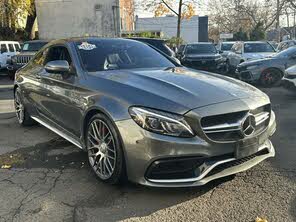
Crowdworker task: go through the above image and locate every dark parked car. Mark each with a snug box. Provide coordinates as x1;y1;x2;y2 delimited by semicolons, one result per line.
7;40;48;79
128;37;175;57
236;46;296;86
181;43;225;72
14;38;276;187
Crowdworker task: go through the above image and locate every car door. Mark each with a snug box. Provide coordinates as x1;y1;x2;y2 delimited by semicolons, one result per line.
285;51;296;68
8;43;16;58
37;45;84;137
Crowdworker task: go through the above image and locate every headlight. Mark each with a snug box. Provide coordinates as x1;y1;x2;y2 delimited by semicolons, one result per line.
247;65;259;70
129;107;195;138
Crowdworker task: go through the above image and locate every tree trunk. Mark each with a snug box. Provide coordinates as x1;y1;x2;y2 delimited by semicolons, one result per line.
176;0;183;43
25;2;37;39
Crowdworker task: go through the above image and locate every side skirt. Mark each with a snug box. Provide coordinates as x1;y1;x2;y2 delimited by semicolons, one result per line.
31;116;83;149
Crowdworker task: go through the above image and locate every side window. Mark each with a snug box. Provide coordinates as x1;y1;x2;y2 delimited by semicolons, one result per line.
32;49;47;66
0;44;8;53
8;44;15;52
45;46;72;65
14;44;21;52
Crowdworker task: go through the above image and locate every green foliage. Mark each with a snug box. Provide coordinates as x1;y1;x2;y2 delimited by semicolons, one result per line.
166;37;184;48
250;22;266;41
233;28;249;41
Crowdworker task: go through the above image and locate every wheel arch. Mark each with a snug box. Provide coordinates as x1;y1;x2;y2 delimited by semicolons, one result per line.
262;67;285;78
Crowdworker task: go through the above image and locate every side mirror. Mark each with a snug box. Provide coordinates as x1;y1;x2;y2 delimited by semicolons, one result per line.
219;50;224;54
45;60;70;73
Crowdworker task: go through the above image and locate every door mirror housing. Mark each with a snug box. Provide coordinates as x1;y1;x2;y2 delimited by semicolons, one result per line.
45;60;70;74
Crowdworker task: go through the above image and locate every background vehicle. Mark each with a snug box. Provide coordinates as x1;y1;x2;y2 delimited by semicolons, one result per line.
14;38;276;187
227;41;276;72
282;65;296;90
7;40;48;79
236;47;296;86
181;42;225;72
276;40;296;52
0;41;21;69
216;41;236;58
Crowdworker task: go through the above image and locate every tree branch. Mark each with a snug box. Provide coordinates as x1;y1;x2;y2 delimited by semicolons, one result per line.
161;0;179;16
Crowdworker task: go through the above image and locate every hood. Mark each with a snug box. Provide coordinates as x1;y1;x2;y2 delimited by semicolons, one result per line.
91;67;267;114
240;57;277;66
17;51;37;56
244;52;276;60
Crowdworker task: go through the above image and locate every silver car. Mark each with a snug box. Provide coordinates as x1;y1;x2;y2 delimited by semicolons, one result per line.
14;38;276;187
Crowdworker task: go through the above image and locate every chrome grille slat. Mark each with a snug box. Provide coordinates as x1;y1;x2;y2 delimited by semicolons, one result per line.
201;105;271;143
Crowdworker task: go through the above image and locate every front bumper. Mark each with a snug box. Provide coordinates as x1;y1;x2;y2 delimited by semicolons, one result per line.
7;64;23;73
116;109;276;187
182;60;225;72
282;78;296;90
236;67;262;82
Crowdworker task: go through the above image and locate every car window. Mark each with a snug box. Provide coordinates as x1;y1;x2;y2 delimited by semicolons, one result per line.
185;44;217;54
14;44;21;52
23;42;48;52
45;46;72;65
32;49;48;66
8;44;15;52
0;44;8;53
76;40;175;72
244;43;275;53
221;43;234;51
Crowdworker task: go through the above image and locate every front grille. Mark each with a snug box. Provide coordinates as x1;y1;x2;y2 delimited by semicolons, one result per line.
207;148;269;177
16;56;32;65
201;104;271;142
145;154;234;180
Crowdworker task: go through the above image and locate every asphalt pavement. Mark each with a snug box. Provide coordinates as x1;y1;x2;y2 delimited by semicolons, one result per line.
0;73;295;222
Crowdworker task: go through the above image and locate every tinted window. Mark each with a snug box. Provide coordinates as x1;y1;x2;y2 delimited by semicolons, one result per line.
23;42;48;52
45;46;72;65
76;40;175;72
0;44;8;53
221;43;234;51
14;44;20;52
185;44;217;54
131;39;174;57
244;43;275;53
8;44;15;52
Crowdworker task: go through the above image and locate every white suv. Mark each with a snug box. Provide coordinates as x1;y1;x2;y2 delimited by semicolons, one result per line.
0;41;21;69
227;41;276;72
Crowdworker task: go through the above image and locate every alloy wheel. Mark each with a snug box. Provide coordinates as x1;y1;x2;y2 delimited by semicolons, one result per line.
14;91;24;124
87;119;117;180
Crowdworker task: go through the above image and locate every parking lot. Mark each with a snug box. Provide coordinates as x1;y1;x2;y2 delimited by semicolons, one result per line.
0;72;295;222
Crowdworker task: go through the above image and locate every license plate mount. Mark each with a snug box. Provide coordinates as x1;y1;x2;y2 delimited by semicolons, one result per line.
235;137;259;159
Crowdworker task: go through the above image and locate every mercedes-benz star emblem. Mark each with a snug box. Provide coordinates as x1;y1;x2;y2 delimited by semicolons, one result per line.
241;114;256;137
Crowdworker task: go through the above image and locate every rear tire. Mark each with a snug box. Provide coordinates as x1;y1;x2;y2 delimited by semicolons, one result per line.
14;88;35;126
85;113;126;185
260;68;282;87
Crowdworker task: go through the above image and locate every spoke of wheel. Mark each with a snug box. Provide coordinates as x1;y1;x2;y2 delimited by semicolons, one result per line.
106;157;114;171
106;154;115;160
104;157;112;175
91;123;100;140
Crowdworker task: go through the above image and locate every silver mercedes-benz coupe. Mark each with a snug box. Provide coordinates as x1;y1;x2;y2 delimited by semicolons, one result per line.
14;38;276;187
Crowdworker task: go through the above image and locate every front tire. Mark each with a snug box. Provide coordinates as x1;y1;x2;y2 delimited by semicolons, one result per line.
14;88;35;126
260;68;282;87
86;113;125;185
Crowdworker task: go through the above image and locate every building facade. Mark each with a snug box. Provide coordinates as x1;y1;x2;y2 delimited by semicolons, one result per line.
135;15;209;43
35;0;134;40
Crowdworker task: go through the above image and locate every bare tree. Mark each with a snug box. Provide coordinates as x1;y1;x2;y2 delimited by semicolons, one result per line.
139;0;197;41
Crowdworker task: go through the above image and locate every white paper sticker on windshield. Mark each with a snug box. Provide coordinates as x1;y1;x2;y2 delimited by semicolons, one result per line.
78;42;97;51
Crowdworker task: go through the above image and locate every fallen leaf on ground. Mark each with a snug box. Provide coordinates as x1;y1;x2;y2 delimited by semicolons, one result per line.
1;165;12;169
256;217;268;222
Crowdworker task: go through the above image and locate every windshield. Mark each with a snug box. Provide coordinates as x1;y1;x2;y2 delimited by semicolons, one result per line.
275;46;296;58
76;40;175;72
244;43;275;53
221;43;234;51
22;42;47;52
185;44;217;54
